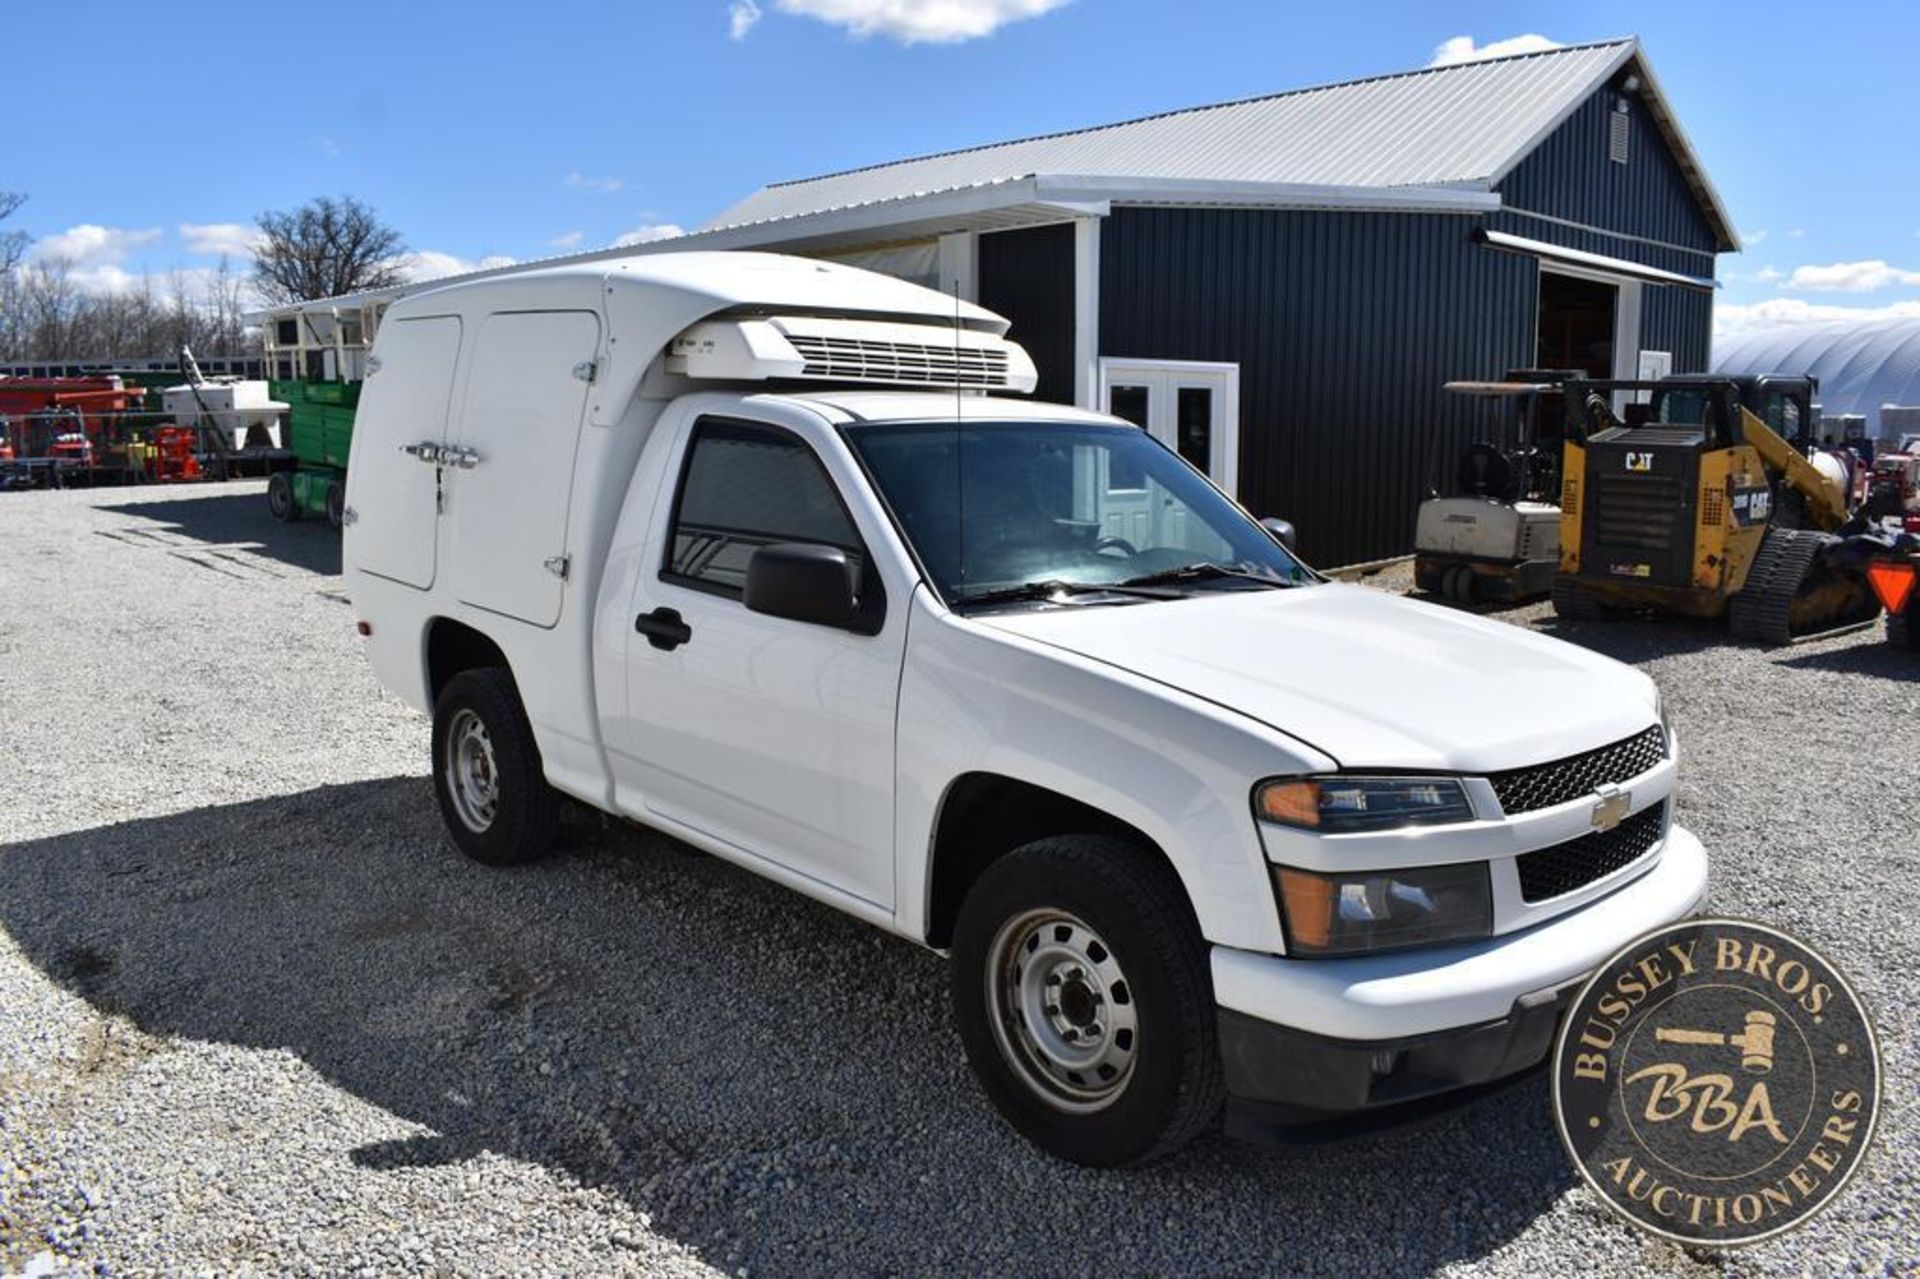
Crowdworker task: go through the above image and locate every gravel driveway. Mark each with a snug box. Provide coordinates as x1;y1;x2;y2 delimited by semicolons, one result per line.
1;484;1914;1276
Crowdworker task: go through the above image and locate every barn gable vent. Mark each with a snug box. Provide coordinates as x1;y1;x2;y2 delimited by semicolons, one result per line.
1609;100;1631;165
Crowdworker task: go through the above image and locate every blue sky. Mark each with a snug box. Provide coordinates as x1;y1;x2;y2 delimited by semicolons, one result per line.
6;0;1916;338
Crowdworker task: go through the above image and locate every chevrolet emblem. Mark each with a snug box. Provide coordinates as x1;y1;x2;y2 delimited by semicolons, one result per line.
1590;785;1631;832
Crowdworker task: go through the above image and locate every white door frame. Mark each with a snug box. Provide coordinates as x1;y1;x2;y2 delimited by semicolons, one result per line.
1538;262;1644;382
1097;357;1241;497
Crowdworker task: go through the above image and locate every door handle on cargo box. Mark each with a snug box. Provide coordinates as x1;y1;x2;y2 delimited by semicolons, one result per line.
635;607;693;651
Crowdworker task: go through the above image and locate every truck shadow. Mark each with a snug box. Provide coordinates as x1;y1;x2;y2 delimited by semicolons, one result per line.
0;780;1575;1275
95;488;340;577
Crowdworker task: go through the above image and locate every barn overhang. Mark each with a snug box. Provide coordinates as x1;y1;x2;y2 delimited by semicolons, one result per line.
1474;228;1718;290
668;174;1502;257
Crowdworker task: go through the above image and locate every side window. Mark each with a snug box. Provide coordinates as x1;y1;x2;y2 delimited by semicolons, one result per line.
664;419;864;595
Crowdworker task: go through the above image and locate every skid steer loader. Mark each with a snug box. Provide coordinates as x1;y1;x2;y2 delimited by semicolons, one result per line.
1552;375;1882;644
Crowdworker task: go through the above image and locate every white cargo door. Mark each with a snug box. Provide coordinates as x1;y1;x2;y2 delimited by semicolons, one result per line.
346;315;462;589
444;310;599;627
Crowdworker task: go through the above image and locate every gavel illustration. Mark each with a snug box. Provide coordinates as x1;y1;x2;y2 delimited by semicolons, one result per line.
1655;1009;1778;1074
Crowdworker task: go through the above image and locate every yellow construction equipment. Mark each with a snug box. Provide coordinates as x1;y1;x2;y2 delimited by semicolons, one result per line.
1552;375;1881;644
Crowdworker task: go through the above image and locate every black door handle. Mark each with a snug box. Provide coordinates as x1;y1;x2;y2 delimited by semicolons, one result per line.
635;606;693;651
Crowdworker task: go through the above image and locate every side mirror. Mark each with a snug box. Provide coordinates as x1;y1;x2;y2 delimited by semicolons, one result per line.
745;542;858;629
1260;517;1298;552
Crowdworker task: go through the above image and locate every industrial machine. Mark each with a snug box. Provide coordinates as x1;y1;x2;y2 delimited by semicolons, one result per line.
265;377;356;527
1414;370;1573;602
1553;374;1882;644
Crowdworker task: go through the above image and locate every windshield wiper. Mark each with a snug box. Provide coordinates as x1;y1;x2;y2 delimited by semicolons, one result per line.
955;579;1182;609
1116;562;1297;590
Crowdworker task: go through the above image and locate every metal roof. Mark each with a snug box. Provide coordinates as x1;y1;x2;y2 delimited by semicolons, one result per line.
1714;318;1920;434
705;38;1735;248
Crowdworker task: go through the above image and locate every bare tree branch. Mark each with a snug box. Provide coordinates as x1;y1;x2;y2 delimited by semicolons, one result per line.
0;190;28;276
252;195;406;305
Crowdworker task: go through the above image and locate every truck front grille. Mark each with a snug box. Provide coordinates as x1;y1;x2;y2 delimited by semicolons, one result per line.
1487;724;1668;815
1592;473;1686;550
1516;801;1668;902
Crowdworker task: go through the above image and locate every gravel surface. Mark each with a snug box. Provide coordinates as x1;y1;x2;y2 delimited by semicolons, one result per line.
1;483;1914;1276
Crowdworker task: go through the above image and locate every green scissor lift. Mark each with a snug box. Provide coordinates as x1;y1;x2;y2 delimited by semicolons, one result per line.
266;378;359;528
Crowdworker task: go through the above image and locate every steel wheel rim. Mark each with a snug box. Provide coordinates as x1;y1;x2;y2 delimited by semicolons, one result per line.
985;908;1139;1113
444;708;500;833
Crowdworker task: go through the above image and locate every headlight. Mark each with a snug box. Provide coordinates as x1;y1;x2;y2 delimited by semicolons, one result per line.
1273;862;1493;957
1254;776;1474;833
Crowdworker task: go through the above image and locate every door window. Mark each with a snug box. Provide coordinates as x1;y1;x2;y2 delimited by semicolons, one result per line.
664;419;864;595
1176;386;1212;471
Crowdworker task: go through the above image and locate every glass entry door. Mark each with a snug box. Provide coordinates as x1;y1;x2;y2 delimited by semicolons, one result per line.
1097;360;1240;500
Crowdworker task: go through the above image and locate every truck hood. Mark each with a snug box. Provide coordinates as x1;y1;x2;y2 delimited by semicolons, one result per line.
977;583;1657;772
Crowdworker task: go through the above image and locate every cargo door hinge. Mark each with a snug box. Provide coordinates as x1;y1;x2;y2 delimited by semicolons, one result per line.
543;554;571;580
571;359;598;383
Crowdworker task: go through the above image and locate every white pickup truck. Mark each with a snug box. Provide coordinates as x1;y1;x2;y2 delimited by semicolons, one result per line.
344;252;1707;1166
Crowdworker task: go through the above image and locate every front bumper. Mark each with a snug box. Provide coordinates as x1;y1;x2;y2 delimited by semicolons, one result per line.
1212;823;1707;1138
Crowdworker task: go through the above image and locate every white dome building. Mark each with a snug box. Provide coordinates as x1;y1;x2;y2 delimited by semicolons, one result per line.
1714;318;1920;438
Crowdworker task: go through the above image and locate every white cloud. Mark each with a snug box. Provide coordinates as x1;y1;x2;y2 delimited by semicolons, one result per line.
179;221;264;258
547;230;585;249
756;0;1070;44
1715;297;1920;338
1428;33;1561;67
401;251;518;283
1788;227;1806;239
613;223;686;247
1743;229;1769;246
1783;260;1920;293
565;171;625;193
315;136;343;157
30;223;162;267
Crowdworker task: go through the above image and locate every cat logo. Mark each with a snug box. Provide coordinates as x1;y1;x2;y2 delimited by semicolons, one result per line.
1625;451;1655;473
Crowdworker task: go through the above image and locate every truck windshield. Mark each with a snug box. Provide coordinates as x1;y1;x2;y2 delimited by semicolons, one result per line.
845;420;1312;607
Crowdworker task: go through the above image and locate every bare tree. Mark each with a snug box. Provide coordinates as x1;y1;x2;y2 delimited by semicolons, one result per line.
252;195;406;305
0;191;27;276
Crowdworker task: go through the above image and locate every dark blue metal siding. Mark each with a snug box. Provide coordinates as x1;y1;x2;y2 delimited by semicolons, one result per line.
1101;207;1536;567
977;223;1077;404
1496;88;1723;258
1643;285;1713;373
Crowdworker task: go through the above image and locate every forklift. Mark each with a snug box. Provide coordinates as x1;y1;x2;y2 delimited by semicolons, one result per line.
1414;370;1575;603
1552;374;1882;644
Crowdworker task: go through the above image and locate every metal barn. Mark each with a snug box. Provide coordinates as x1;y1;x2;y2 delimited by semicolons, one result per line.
673;38;1736;566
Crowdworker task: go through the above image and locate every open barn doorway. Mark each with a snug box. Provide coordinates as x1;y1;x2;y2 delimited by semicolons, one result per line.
1536;269;1617;378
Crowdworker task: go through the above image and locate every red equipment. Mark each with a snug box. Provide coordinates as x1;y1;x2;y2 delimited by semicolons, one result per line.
151;426;202;480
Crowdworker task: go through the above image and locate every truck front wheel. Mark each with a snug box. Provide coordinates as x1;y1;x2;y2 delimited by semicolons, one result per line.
950;835;1223;1166
431;668;560;866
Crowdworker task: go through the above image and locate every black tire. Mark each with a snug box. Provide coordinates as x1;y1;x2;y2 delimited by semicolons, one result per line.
325;479;345;531
431;667;560;866
951;835;1223;1166
267;472;299;522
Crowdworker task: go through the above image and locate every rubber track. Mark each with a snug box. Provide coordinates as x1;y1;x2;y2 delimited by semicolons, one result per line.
1728;528;1830;645
1551;576;1608;621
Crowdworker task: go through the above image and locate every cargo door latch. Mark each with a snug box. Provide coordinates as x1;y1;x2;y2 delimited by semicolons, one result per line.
543;555;571;580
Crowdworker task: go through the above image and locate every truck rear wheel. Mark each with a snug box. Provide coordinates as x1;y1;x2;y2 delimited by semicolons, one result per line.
325;479;345;530
431;668;560;866
267;472;299;522
950;835;1223;1166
